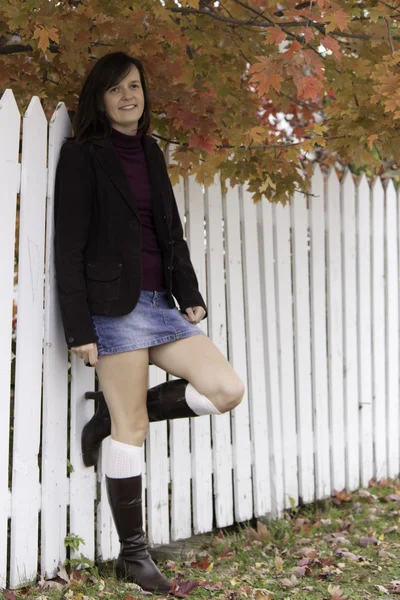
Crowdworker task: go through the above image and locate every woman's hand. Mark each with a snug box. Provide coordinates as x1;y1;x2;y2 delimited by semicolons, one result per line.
182;306;206;325
70;342;98;366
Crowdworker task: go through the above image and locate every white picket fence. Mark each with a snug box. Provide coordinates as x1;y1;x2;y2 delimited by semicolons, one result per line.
1;88;399;589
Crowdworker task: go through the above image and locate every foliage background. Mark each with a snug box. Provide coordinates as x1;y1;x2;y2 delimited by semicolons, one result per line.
1;0;400;202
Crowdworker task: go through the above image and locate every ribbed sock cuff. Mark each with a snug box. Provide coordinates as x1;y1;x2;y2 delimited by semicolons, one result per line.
185;383;222;416
105;438;143;479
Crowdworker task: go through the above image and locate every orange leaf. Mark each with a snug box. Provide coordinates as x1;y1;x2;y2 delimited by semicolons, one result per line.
326;9;351;33
321;35;342;60
33;26;59;52
283;40;302;59
265;26;286;46
188;134;218;154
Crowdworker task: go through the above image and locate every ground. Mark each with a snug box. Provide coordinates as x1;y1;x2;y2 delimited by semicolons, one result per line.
2;478;400;600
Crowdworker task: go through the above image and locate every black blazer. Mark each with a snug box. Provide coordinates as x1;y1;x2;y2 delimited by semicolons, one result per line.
54;133;207;349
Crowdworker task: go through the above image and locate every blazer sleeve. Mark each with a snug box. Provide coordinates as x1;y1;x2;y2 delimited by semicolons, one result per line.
53;142;97;348
161;154;208;320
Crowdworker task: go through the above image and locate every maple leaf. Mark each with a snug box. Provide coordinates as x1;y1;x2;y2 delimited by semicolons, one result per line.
188;133;218;154
325;9;351;33
264;26;286;46
321;35;341;60
302;27;315;43
327;584;349;600
33;26;59;52
283;40;302;60
170;579;201;598
296;75;325;101
249;71;283;96
367;134;379;150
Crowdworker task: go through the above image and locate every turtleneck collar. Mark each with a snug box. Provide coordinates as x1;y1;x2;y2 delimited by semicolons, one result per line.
111;127;143;149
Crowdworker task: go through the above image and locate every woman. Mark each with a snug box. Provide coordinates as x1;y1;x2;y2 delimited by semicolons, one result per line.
54;52;245;593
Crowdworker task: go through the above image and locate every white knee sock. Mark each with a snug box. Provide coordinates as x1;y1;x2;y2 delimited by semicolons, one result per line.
185;383;222;416
105;438;143;479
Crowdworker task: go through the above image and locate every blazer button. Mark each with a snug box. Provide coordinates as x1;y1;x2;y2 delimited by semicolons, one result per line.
68;336;74;343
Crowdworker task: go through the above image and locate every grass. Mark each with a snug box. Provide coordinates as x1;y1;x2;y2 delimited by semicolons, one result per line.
3;478;400;600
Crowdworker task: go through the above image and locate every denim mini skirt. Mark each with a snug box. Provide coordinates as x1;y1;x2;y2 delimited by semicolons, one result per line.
91;290;204;359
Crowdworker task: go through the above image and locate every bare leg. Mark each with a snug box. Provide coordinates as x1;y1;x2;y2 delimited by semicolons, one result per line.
95;348;149;446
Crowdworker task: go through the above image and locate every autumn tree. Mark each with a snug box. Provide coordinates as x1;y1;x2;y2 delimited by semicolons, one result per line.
0;0;399;201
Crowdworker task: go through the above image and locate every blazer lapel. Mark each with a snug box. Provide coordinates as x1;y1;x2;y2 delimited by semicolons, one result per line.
92;138;137;214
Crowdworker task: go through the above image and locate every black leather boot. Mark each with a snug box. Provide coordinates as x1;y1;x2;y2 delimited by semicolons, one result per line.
82;379;197;467
106;474;171;593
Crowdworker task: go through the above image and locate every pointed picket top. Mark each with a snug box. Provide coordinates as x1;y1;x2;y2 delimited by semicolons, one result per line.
371;174;384;196
23;95;47;126
0;89;20;162
385;177;396;200
357;172;370;195
326;164;340;186
49;101;70;133
48;102;72;175
312;162;324;180
341;167;355;192
0;88;20;117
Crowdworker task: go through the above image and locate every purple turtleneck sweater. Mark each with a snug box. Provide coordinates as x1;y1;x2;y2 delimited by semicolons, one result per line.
111;127;165;291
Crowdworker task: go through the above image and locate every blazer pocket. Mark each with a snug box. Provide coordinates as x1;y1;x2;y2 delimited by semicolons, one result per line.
85;262;123;302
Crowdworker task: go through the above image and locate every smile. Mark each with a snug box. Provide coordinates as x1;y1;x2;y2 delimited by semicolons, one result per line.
120;105;137;110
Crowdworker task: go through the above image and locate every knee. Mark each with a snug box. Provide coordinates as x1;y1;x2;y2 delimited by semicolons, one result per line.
213;378;245;413
111;412;149;446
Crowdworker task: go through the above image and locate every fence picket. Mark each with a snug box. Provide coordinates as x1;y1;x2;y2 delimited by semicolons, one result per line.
0;90;20;587
97;436;119;561
168;171;192;541
291;191;315;503
371;178;387;480
10;97;47;587
70;358;96;563
241;187;270;517
223;185;253;522
309;166;331;499
41;102;71;577
146;367;169;546
257;199;284;517
326;168;346;493
274;202;298;508
185;176;213;534
341;170;360;491
205;176;233;528
386;181;399;480
357;175;374;488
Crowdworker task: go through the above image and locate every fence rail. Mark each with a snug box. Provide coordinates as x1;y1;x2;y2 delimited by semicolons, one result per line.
1;89;399;589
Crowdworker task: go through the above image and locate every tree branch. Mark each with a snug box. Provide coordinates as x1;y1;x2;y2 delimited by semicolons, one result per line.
167;6;400;42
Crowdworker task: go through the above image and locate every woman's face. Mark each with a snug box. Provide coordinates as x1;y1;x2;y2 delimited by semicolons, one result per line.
102;65;145;135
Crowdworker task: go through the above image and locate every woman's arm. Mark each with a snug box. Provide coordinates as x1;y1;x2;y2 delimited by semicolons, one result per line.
54;142;97;348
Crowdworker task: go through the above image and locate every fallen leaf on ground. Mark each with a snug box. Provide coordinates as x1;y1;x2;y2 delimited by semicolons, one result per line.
389;580;400;594
299;547;319;557
1;591;16;600
327;583;349;599
190;556;211;570
375;584;389;595
333;489;353;504
359;535;379;547
56;562;70;583
280;575;297;588
170;579;200;598
385;494;400;502
255;590;275;600
274;554;283;573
